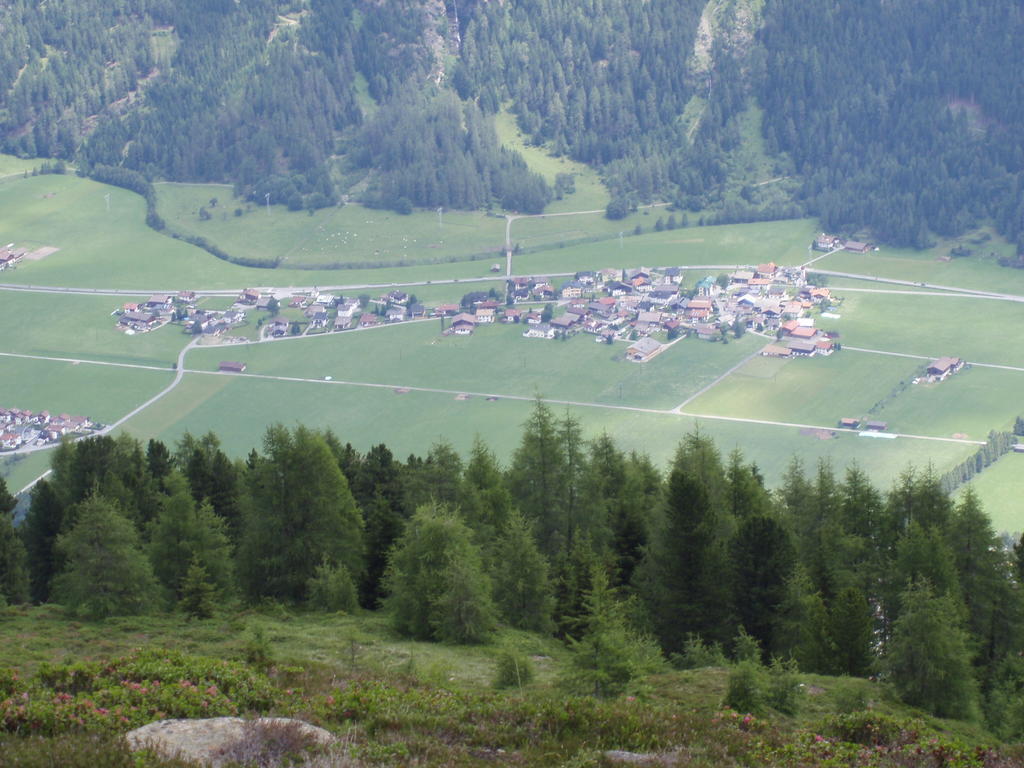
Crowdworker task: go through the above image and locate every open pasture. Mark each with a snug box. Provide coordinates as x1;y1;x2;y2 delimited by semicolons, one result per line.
156;183;509;269
832;291;1024;367
0;154;41;177
0;451;52;498
513;218;819;276
866;365;1023;442
0;355;173;424
684;351;921;431
812;234;1024;296
960;455;1024;536
0;175;498;290
493;109;610;213
116;369;974;490
0;290;186;366
183;321;761;411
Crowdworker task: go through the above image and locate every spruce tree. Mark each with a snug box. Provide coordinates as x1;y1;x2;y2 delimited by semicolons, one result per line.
179;558;216;620
730;515;795;658
0;476;28;604
53;494;158;619
491;511;554;633
828;587;874;677
884;579;979;719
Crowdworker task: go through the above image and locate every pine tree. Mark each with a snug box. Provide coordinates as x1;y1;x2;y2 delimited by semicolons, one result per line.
730;515;795;658
52;494;158;619
884;579;979;719
179;558;216;620
828;587;874;677
636;460;733;653
565;568;661;697
384;505;495;643
491;511;554;633
0;476;28;604
508;398;566;554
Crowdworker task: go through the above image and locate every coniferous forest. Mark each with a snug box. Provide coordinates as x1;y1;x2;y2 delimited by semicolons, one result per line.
2;0;1024;251
2;402;1024;737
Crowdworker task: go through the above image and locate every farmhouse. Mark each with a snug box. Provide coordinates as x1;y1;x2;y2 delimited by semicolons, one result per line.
560;281;584;299
385;307;406;323
925;356;964;382
218;361;247;373
839;418;861;428
451;313;476;335
359;313;383;328
865;420;888;431
118;311;160;331
786;338;818;356
844;240;871;253
626;336;664;363
239;288;261;305
761;344;792;358
475;307;495;324
523;323;555;340
550;315;577;332
814;233;843;251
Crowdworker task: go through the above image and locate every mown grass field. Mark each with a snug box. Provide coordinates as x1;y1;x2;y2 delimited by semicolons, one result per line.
812;234;1024;295
0;174;499;290
959;454;1024;536
0;450;54;497
183;320;761;411
832;291;1024;366
156;183;509;268
685;351;921;431
0;290;186;366
0;355;173;423
513;218;819;276
117;368;974;491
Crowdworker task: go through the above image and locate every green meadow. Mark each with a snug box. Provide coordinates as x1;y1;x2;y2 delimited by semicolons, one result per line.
183;320;762;410
812;235;1024;295
833;291;1024;366
685;351;921;431
117;370;974;490
513;218;819;276
0;355;173;423
0;451;55;497
0;174;499;290
156;183;509;268
960;454;1024;536
493;108;611;213
0;290;185;366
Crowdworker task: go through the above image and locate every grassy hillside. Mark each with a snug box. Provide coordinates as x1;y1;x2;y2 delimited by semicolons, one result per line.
0;605;1016;767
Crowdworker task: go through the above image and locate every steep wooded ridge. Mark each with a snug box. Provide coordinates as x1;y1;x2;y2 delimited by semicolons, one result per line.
2;0;1024;248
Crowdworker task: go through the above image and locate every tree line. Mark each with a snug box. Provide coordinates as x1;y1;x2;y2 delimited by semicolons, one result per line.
1;402;1023;729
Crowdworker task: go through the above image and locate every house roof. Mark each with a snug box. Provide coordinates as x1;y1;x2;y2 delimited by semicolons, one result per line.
786;339;817;353
790;326;817;339
628;337;663;356
928;356;961;374
452;312;476;325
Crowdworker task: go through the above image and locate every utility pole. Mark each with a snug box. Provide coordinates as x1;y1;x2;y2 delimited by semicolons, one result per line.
618;231;624;249
265;193;271;215
104;193;110;212
437;206;444;228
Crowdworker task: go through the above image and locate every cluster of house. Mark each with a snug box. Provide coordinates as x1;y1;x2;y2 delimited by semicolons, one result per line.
0;407;96;450
0;245;27;271
431;263;840;362
813;233;874;253
260;289;431;337
117;292;196;333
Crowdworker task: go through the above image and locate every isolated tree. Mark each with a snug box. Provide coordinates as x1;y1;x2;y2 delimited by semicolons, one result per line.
883;579;979;719
490;511;554;633
53;494;158;619
565;568;661;697
384;505;495;643
179;558;216;620
0;477;28;604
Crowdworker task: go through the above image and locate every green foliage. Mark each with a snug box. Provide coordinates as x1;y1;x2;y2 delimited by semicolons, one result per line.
883;580;979;720
243;625;274;670
385;506;496;644
0;647;276;736
564;568;662;698
490;511;555;634
178;558;216;620
239;424;364;604
724;662;765;715
52;494;158;620
0;476;28;604
671;634;727;670
733;627;762;664
306;558;358;614
493;649;535;690
766;658;802;715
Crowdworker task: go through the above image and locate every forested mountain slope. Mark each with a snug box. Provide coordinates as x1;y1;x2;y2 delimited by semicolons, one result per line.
2;0;1023;249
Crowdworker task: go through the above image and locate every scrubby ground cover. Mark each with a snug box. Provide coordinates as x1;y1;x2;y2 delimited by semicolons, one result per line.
0;610;1018;767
